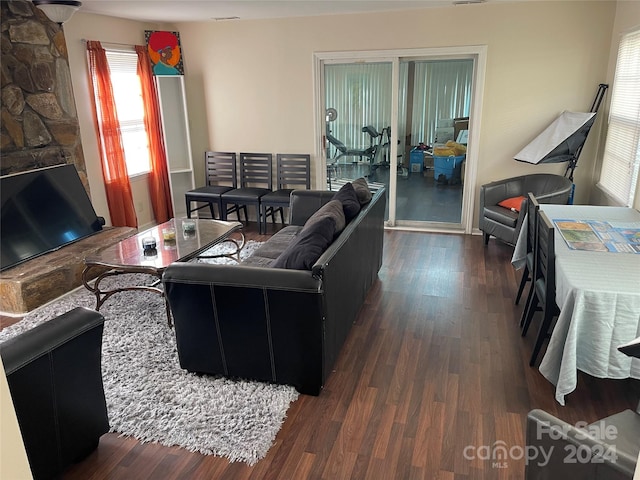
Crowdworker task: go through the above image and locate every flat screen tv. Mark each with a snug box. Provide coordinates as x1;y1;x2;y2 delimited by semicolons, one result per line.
1;164;103;272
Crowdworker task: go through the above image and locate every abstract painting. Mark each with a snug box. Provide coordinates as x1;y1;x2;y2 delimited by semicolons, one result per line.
145;30;184;75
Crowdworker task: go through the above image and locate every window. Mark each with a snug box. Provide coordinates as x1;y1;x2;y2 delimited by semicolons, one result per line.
102;50;151;177
598;28;640;207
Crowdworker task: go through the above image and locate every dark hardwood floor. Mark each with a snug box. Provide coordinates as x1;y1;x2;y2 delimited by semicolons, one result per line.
6;222;639;479
332;162;464;223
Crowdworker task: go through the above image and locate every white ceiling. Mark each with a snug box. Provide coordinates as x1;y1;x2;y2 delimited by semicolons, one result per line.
78;0;491;23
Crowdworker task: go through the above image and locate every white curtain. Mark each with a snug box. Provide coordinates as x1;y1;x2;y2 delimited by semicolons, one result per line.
325;59;473;155
409;60;473;144
325;63;393;151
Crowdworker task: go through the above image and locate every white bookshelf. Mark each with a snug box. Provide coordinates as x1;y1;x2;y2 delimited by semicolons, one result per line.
155;75;195;218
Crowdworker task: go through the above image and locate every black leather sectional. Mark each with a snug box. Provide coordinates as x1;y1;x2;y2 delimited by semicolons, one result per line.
163;183;386;395
0;307;109;480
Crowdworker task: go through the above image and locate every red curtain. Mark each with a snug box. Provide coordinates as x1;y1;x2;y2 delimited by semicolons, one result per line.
86;40;138;228
135;45;173;223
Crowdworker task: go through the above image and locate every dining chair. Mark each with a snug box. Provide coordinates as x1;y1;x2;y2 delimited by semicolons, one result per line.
220;152;273;227
515;192;540;308
185;152;242;220
525;341;640;479
521;209;560;367
260;154;311;234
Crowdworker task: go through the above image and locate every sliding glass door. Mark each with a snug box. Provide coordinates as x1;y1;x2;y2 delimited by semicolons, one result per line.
324;61;392;217
315;47;486;234
391;58;473;225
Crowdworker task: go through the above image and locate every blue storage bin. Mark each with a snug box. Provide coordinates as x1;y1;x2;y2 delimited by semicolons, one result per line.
409;148;424;173
433;155;465;184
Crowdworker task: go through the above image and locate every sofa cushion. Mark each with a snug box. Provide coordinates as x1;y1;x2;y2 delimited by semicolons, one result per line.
241;255;277;267
249;226;302;260
304;199;346;235
332;182;360;222
351;177;372;205
272;216;335;270
484;205;519;228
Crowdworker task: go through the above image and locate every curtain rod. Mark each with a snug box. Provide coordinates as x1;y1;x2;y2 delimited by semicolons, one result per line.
81;39;137;51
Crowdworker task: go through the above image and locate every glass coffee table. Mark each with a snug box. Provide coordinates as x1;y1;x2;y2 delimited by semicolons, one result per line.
82;218;244;326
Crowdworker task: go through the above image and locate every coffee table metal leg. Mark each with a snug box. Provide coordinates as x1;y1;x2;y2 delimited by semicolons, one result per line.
81;265;172;327
227;231;246;261
164;297;173;328
196;231;246;262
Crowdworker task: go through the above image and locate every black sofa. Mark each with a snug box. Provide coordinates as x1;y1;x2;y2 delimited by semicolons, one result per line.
163;182;386;395
0;307;109;480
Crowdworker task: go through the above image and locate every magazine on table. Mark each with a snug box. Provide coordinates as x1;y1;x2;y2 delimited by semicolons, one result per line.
553;219;640;253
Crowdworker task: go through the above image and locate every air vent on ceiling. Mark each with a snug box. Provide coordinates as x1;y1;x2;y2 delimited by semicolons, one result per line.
213;16;240;21
453;0;486;5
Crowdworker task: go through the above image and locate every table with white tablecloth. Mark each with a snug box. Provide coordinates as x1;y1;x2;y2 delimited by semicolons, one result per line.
512;204;640;405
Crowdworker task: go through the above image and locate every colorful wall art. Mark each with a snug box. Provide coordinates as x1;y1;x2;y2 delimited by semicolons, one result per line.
145;30;184;75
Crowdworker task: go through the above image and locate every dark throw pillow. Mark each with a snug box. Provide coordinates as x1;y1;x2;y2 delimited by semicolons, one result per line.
304;199;346;236
351;177;373;205
332;182;360;222
272;216;335;270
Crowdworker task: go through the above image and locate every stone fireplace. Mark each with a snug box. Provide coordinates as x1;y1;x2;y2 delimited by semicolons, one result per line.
0;1;138;315
1;0;89;191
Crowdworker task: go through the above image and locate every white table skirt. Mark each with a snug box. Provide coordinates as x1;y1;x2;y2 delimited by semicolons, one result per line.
512;204;640;405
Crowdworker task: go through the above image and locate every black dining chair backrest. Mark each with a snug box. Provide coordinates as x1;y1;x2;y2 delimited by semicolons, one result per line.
276;153;311;190
220;152;272;225
522;209;559;366
536;210;555;296
516;192;540;307
260;154;311;233
238;152;273;189
205;151;237;187
526;193;540;258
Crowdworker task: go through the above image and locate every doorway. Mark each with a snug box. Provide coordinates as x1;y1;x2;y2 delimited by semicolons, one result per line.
314;46;486;234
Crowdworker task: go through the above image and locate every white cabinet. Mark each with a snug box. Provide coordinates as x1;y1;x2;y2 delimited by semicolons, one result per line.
155;75;195;218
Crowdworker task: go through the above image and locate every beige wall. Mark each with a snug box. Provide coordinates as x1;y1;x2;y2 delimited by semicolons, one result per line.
0;359;32;480
590;1;640;209
63;1;619;228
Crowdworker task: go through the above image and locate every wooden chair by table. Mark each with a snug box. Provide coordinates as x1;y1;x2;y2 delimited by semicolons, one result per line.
185;151;242;220
521;209;560;367
526;339;640;479
260;154;311;234
515;192;540;309
221;152;272;227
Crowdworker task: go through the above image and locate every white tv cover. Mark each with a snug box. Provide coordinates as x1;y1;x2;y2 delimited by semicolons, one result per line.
514;111;596;165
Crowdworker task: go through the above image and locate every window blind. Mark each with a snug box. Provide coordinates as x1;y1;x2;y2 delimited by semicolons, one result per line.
104;49;151;176
598;28;640;207
324;60;473;152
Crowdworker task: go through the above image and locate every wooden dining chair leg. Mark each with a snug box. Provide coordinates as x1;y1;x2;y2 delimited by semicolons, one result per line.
515;265;530;305
519;282;536;329
257;206;264;234
260;205;267;234
529;307;557;366
521;294;540;336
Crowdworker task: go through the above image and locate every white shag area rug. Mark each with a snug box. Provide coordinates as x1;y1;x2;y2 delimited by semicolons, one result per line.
0;240;299;465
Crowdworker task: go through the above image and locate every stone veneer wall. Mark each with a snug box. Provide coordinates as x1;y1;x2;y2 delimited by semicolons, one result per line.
0;0;89;193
